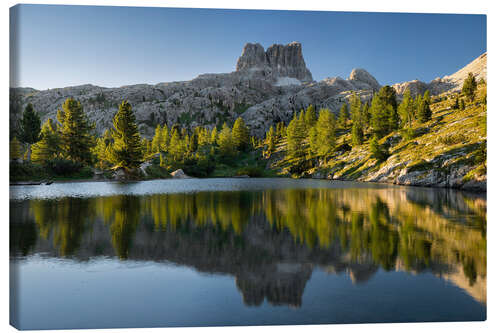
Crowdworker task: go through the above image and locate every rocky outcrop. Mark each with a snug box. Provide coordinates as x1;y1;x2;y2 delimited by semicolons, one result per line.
348;68;381;91
236;41;313;82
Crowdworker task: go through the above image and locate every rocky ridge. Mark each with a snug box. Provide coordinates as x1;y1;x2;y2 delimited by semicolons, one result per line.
12;42;486;139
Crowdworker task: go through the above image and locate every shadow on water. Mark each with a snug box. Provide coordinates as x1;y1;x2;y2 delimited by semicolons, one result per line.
10;182;486;308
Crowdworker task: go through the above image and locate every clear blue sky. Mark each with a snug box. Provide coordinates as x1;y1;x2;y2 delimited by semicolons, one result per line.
10;4;486;90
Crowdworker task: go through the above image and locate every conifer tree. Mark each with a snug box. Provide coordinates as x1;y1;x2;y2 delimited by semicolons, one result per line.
210;127;218;144
19;103;41;161
189;131;198;153
160;124;170;151
304;105;317;130
378;86;399;130
310;109;336;157
417;99;432;123
453;96;460;109
10;137;22;160
361;102;371;130
369;136;388;161
108;101;143;169
265;125;276;156
151;125;162;153
378;86;398;114
423;90;431;104
349;93;364;146
232;117;250;151
168;128;185;162
338;103;350;128
93;129;113;169
31;118;61;164
349;93;362;120
286;114;305;158
370;93;394;138
57;98;94;164
351;122;364;146
197;127;211;147
398;90;415;128
462;72;477;102
217;122;235;157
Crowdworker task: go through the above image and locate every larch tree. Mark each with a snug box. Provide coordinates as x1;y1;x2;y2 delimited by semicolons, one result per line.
232;117;250;151
151;125;162;153
311;108;337;157
304;104;317;130
398;90;415;128
416;98;432;123
19;103;41;161
31;118;61;164
57;98;94;165
108;101;143;169
286;114;305;159
168;128;185;162
338;103;350;128
462;72;477;102
10;137;22;160
217;122;235;157
349;93;363;146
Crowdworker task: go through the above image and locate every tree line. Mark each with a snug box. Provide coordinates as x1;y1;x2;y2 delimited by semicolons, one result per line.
10;97;254;178
10;73;480;179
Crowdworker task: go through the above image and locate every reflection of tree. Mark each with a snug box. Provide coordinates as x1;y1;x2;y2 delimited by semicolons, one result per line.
30;198;93;257
15;185;486;304
10;203;37;256
100;196;141;259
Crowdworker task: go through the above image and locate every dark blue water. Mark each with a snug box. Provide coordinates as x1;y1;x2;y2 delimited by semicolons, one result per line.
10;178;486;329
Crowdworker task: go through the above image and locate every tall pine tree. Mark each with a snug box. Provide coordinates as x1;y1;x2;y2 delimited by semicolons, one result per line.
108;101;143;169
57;98;94;164
232;117;250;152
19;103;41;161
462;72;477;102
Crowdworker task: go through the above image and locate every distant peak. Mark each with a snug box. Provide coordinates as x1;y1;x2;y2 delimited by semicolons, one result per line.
236;42;312;82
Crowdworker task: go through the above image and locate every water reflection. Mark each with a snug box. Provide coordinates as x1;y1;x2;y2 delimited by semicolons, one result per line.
10;185;486;306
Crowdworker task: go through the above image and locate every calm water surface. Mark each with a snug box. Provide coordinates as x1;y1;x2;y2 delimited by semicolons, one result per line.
10;178;486;329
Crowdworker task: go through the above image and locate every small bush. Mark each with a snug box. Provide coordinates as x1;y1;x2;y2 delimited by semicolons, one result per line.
236;165;264;177
334;142;352;153
437;133;467;145
407;159;434;173
145;164;171;179
46;158;84;176
401;128;416;141
10;161;47;182
369;137;389;162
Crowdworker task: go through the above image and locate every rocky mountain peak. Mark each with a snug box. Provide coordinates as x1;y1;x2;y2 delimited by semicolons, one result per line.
236;43;267;71
236;41;313;82
348;68;380;91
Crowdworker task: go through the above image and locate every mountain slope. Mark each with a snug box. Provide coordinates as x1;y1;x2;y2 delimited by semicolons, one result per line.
266;83;487;191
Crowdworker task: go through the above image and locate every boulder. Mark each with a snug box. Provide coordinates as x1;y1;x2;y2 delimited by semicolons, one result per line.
113;167;127;181
170;169;192;179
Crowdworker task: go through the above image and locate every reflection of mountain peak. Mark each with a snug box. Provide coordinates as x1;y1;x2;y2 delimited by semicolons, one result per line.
235;263;313;307
10;186;486;306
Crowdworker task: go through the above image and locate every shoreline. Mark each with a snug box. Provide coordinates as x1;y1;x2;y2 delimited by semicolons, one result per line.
9;176;486;193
